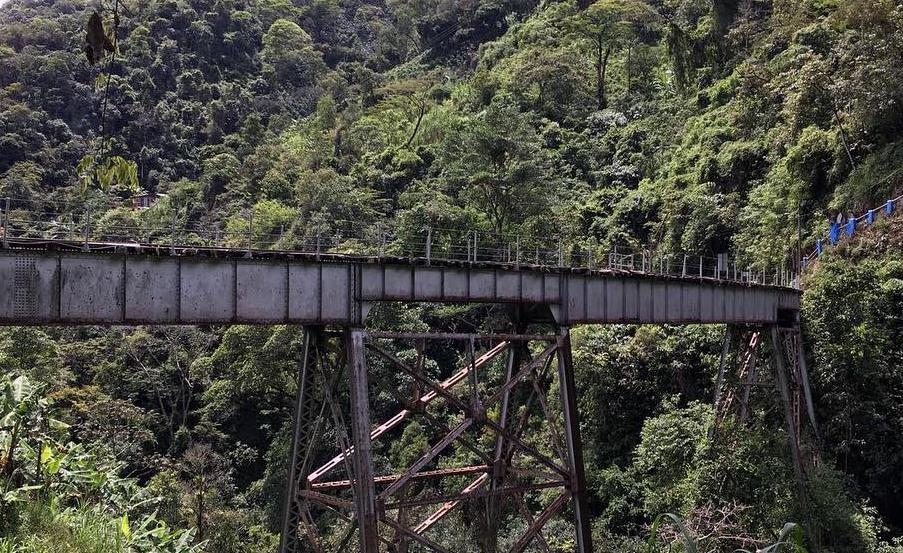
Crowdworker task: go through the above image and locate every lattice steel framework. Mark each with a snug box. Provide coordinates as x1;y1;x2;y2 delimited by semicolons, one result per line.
712;324;819;480
280;327;592;553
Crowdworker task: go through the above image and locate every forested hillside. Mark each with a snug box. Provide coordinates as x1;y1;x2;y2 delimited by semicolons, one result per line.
2;0;903;551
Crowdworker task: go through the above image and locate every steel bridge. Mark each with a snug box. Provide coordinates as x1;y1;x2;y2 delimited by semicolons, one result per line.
0;237;810;553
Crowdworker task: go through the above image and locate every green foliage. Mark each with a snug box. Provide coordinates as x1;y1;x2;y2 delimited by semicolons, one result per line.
76;155;140;196
803;251;903;530
3;0;903;548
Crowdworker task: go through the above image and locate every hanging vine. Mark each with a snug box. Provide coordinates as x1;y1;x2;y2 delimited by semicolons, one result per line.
78;1;139;195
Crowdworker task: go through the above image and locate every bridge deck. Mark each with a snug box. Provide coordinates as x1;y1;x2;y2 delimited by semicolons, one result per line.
0;240;799;326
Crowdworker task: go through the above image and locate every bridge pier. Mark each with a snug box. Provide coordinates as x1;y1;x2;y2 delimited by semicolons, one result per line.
280;327;593;553
713;323;819;481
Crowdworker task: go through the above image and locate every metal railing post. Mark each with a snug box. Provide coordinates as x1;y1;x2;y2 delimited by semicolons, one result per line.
2;197;8;248
699;256;703;278
170;209;176;255
425;227;432;265
467;232;472;263
316;233;321;261
247;209;253;258
558;237;564;267
84;206;92;252
682;254;687;277
515;235;520;269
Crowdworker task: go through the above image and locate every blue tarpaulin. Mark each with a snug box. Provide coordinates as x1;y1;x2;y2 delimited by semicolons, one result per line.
846;217;856;237
829;223;840;245
888;199;895;215
867;210;875;224
816;239;823;255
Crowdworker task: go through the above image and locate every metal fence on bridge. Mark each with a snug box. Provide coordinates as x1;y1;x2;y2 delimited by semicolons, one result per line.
0;196;800;289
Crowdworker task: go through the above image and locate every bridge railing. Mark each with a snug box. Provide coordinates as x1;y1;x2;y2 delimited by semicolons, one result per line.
0;197;799;289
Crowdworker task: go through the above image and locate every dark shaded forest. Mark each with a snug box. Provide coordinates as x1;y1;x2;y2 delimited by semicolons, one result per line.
1;0;903;551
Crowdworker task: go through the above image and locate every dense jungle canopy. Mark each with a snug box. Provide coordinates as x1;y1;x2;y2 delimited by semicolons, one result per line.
2;0;903;551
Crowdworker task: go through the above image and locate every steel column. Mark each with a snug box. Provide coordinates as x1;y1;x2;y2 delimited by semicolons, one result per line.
556;327;593;553
280;326;324;553
347;328;380;552
770;326;805;483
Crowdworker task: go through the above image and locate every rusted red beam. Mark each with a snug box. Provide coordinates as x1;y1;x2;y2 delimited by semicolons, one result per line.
312;465;492;491
379;419;474;499
508;492;570;553
414;474;488;534
385;480;567;510
307;341;509;483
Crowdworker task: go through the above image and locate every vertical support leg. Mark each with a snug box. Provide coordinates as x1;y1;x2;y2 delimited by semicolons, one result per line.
280;327;324;553
739;351;758;423
712;326;733;410
556;328;592;553
791;331;819;439
770;326;805;484
482;344;520;553
347;328;380;553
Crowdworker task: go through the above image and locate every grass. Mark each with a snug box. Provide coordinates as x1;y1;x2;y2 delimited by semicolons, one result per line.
0;499;125;553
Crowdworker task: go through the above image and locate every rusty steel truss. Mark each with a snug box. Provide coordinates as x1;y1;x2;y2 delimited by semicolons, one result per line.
712;324;819;479
280;327;591;553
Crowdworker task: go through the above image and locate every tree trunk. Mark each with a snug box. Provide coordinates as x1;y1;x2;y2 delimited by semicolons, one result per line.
627;43;632;94
596;38;612;111
403;101;426;149
1;421;21;477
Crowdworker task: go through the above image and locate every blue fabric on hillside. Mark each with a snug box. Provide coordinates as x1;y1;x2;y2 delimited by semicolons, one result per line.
867;210;875;224
889;200;895;215
816;239;823;255
846;217;856;236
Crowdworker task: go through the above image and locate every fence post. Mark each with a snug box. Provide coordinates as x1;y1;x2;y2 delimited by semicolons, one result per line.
698;256;703;278
473;231;478;263
558;237;564;267
247;209;253;258
168;209;176;255
316;233;321;261
2;197;8;248
515;235;520;269
426;227;432;265
84;206;92;252
682;254;687;277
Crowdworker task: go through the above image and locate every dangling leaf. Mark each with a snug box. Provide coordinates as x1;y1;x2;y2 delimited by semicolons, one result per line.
119;513;132;539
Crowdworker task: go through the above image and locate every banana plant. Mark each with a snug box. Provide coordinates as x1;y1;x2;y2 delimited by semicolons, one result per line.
120;511;205;553
1;375;41;478
1;375;68;496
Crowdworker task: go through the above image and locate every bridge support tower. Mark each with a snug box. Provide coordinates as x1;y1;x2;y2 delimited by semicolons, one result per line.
280;326;592;553
713;321;819;480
